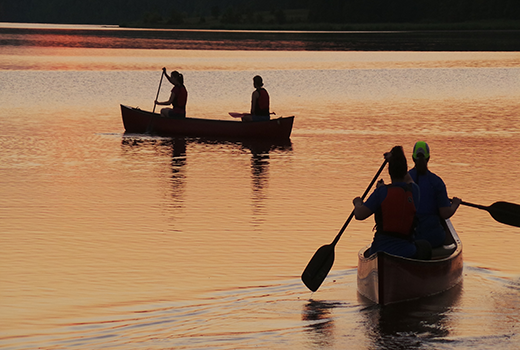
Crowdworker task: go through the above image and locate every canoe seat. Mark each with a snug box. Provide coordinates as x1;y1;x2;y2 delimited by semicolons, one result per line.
363;249;375;258
363;243;457;260
431;244;457;259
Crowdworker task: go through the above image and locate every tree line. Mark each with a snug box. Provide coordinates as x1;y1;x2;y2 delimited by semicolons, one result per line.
1;0;519;26
308;0;520;24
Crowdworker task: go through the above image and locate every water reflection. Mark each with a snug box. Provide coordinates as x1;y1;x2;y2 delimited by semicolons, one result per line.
121;136;187;204
120;135;292;222
185;137;292;228
241;139;292;226
302;299;342;348
360;283;463;350
242;139;292;191
190;138;293;223
169;137;187;204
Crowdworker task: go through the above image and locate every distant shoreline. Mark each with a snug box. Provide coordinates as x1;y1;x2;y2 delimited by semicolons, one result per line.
2;20;520;32
2;22;520;51
120;19;520;32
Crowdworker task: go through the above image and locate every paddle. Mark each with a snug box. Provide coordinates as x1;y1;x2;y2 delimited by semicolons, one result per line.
152;70;165;114
460;200;520;227
229;112;276;118
301;159;388;292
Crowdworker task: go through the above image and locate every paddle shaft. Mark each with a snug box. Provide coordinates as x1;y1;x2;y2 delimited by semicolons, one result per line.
229;112;276;118
331;159;388;246
460;201;485;210
152;71;165;113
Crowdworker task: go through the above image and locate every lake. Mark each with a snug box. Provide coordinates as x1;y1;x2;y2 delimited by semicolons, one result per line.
0;23;519;349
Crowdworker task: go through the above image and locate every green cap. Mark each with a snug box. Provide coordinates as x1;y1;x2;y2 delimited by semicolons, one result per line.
413;141;430;159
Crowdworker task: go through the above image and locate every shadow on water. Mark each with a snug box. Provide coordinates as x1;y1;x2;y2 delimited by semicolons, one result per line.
359;282;463;350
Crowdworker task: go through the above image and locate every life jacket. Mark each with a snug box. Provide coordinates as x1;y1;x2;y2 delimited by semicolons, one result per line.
172;85;187;113
254;88;270;116
375;184;417;239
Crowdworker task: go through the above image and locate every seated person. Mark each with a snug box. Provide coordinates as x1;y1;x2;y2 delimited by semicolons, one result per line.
408;141;461;248
353;146;431;260
242;75;270;122
155;69;188;118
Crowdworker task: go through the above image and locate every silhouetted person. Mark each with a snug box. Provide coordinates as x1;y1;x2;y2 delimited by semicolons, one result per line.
408;141;461;248
353;146;431;260
155;68;188;118
242;75;270;122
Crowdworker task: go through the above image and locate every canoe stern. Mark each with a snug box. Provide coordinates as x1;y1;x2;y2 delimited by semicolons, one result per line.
357;219;463;306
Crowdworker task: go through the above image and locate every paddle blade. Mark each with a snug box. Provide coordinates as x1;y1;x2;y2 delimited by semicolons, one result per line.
487;201;520;227
229;112;245;118
301;244;335;292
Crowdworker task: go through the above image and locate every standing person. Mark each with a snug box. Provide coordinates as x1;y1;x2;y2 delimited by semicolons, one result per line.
155;68;188;118
353;146;431;260
242;75;270;122
408;141;461;248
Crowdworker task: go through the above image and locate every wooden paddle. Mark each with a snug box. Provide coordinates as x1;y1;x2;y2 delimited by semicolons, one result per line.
460;200;520;227
301;159;388;292
152;70;165;114
229;112;276;118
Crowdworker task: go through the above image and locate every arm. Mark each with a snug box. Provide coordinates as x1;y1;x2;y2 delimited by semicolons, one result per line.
250;90;259;115
155;90;176;106
162;67;175;85
439;197;461;219
353;197;373;220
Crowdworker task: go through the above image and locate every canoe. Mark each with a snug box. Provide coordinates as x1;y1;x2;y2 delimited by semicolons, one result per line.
120;105;294;140
357;219;463;306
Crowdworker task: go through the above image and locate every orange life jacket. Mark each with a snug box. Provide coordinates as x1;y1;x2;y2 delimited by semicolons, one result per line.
254;88;269;116
172;85;187;113
375;184;417;238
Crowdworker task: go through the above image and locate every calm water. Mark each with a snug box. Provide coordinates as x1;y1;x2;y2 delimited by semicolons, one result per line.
1;24;520;349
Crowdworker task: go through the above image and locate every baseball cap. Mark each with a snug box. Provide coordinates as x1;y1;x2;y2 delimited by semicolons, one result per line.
412;141;430;159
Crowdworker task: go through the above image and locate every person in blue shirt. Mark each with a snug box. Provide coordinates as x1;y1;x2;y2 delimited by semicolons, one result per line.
408;141;461;248
353;146;431;259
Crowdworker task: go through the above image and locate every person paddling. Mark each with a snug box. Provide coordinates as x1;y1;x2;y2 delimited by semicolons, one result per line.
353;146;431;260
155;68;188;118
408;141;462;248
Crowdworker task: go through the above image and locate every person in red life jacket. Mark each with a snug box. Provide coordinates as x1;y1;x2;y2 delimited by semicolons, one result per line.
242;75;270;122
155;68;188;118
353;146;431;259
408;141;461;248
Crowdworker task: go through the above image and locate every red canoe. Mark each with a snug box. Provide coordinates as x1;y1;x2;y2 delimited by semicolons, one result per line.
121;105;294;140
357;219;463;306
